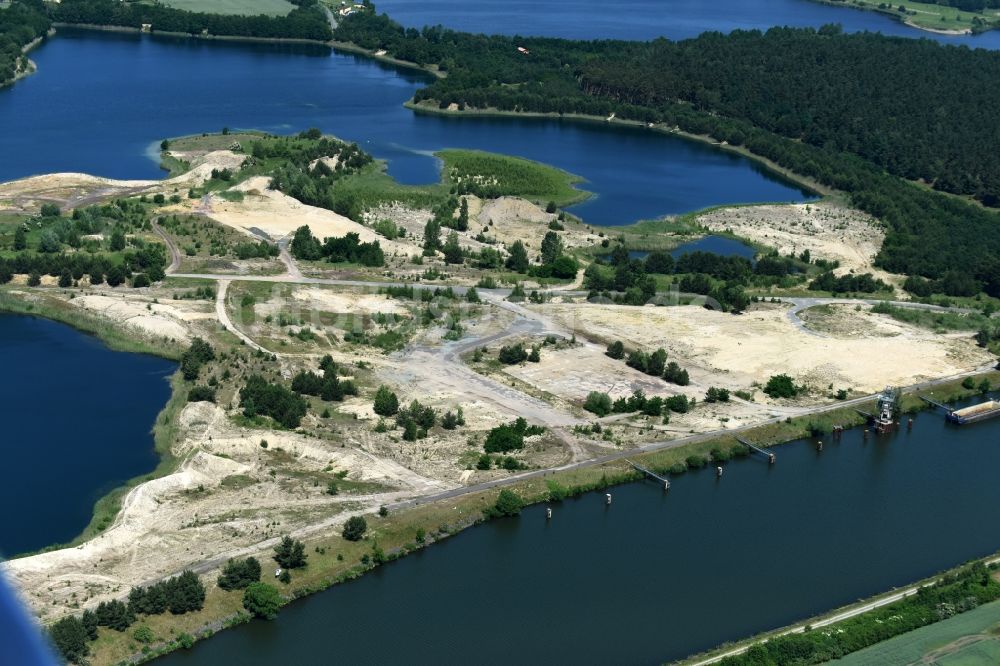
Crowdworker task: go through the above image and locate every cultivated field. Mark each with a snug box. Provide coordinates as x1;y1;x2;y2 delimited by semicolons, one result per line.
154;0;295;17
835;598;1000;665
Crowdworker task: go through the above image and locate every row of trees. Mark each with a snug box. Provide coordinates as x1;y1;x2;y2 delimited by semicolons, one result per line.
289;226;384;266
291;355;358;402
583;389;691;417
0;249;166;287
372;385;466;440
721;563;1000;665
606;340;691;386
809;271;891;294
497;342;540;364
483;417;544;453
51;0;332;40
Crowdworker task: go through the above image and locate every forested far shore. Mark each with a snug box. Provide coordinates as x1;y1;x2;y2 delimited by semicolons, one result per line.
0;0;50;87
50;0;331;41
333;9;1000;298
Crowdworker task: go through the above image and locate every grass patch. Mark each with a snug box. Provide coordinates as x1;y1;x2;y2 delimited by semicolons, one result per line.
166;132;268;153
871;301;994;333
820;0;1000;33
437;148;590;207
154;0;295;16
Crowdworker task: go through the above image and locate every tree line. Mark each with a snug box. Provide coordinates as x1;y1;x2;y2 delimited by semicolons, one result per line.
49;570;205;664
333;10;1000;297
0;0;50;86
50;0;331;41
289;225;384;266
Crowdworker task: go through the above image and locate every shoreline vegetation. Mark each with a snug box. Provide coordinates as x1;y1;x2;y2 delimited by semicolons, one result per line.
50;21;332;47
0;2;51;88
808;0;1000;35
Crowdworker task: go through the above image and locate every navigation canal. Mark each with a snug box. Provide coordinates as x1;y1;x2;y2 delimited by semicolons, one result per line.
161;399;1000;665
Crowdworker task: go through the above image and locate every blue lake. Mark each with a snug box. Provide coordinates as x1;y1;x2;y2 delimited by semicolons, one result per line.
672;234;758;260
378;0;1000;47
0;28;816;227
0;315;175;556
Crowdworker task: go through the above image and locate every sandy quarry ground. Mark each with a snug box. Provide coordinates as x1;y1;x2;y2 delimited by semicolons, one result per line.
68;293;207;344
279;286;411;317
203;177;423;258
365;195;600;260
3;155;996;629
475;196;600;252
534;301;992;401
0;151;246;214
698;200;903;289
6;399;453;622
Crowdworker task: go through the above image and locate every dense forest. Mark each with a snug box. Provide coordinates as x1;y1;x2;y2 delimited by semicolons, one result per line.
333;10;1000;297
51;0;331;40
0;0;50;86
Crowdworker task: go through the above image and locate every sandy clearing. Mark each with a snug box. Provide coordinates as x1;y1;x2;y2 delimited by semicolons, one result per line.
0;151;247;213
537;302;992;397
698;200;904;290
363;201;490;253
71;294;192;342
502;343;682;401
4;401;450;619
285;286;410;316
207;177;422;257
476;196;598;252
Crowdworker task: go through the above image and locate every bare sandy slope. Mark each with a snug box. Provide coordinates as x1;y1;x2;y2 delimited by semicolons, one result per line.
475;196;599;252
698;200;902;287
283;286;411;316
207;177;423;257
365;196;600;259
5;402;451;621
70;294;199;343
0;151;246;213
537;302;991;398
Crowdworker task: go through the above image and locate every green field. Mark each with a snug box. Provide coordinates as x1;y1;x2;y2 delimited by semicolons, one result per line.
154;0;295;17
835;598;1000;665
437;149;591;207
821;0;1000;33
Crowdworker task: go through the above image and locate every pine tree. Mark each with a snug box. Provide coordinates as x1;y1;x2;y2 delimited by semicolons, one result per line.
373;385;399;416
457;198;469;231
505;240;529;273
423;218;442;254
443;231;464;264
